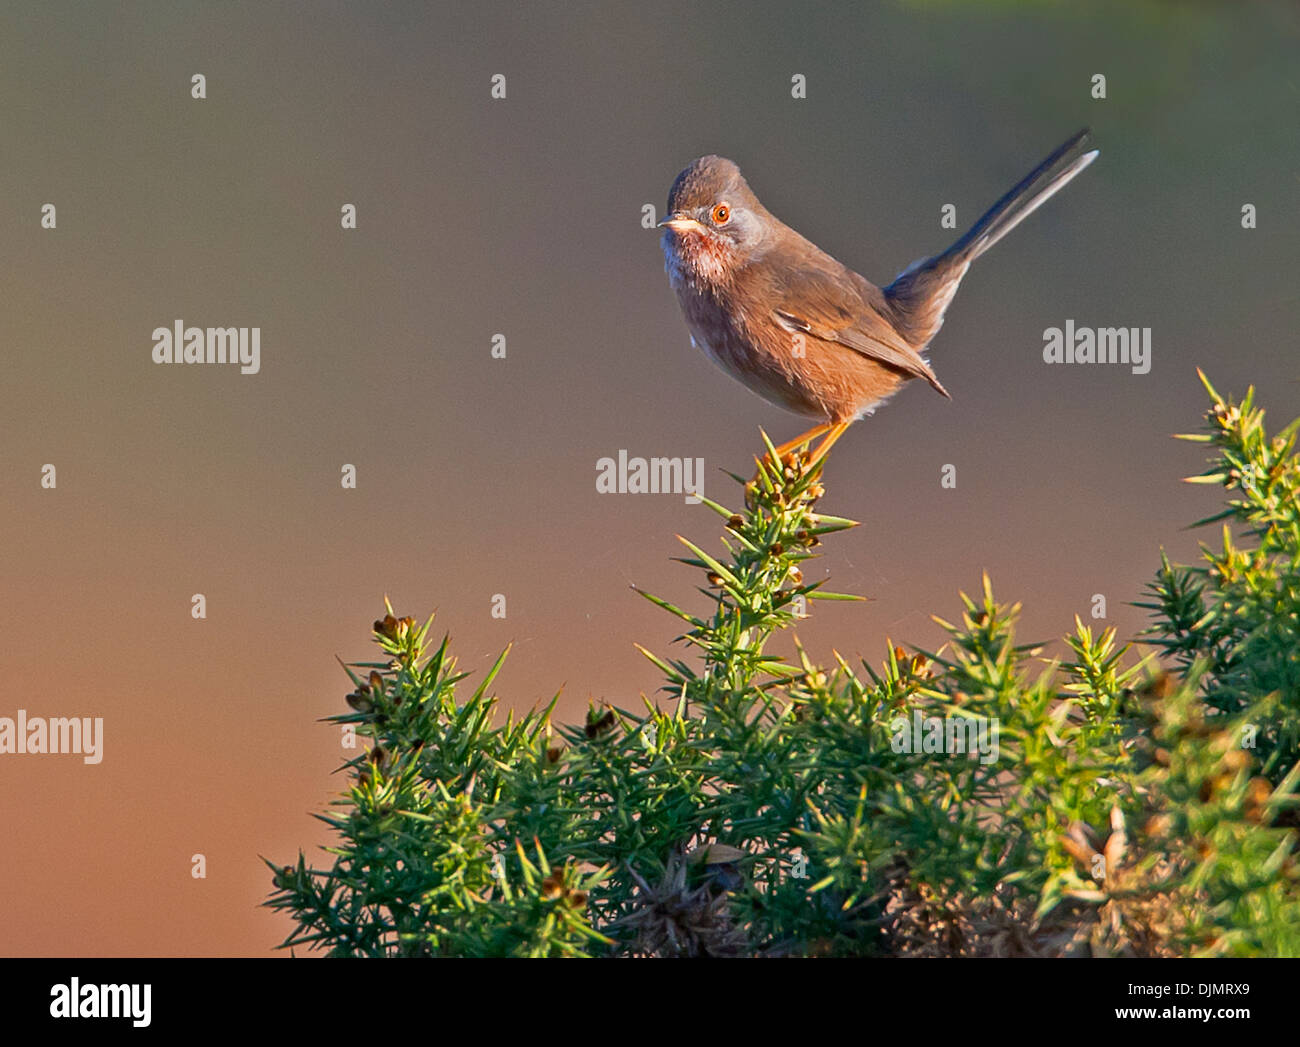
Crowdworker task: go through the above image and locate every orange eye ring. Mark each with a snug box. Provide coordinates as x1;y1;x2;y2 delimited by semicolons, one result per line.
711;203;731;224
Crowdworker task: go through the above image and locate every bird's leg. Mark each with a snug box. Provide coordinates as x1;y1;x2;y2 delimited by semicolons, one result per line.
770;423;834;461
803;421;851;469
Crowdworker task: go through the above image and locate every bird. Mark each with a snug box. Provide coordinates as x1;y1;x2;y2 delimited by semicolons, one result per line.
658;129;1098;468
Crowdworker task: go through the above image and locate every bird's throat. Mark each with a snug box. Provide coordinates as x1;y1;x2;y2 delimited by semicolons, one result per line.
666;230;736;290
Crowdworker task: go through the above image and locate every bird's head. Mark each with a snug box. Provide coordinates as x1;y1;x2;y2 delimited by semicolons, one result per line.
660;156;771;286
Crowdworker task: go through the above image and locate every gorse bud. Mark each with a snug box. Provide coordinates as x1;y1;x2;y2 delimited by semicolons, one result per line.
584;707;616;740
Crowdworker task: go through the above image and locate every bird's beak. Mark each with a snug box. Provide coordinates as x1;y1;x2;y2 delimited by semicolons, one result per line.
657;212;705;233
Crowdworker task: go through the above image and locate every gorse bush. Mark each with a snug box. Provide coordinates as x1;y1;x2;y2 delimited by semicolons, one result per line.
1145;374;1300;777
267;374;1300;957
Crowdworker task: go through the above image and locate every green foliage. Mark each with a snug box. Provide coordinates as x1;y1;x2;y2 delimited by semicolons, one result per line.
1142;372;1300;778
269;377;1300;957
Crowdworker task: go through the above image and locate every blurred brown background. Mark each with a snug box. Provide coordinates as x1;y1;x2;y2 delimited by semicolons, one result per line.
1;0;1297;955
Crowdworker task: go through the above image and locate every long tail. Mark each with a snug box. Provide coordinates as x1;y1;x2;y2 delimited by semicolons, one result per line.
885;128;1098;350
949;127;1098;263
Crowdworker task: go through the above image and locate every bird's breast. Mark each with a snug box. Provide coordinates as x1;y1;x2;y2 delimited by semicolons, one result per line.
664;266;829;421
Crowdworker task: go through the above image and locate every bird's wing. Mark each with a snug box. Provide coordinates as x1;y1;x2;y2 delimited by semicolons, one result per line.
769;263;950;398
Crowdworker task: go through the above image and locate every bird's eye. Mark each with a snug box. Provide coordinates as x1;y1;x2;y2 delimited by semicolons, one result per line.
711;203;731;224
